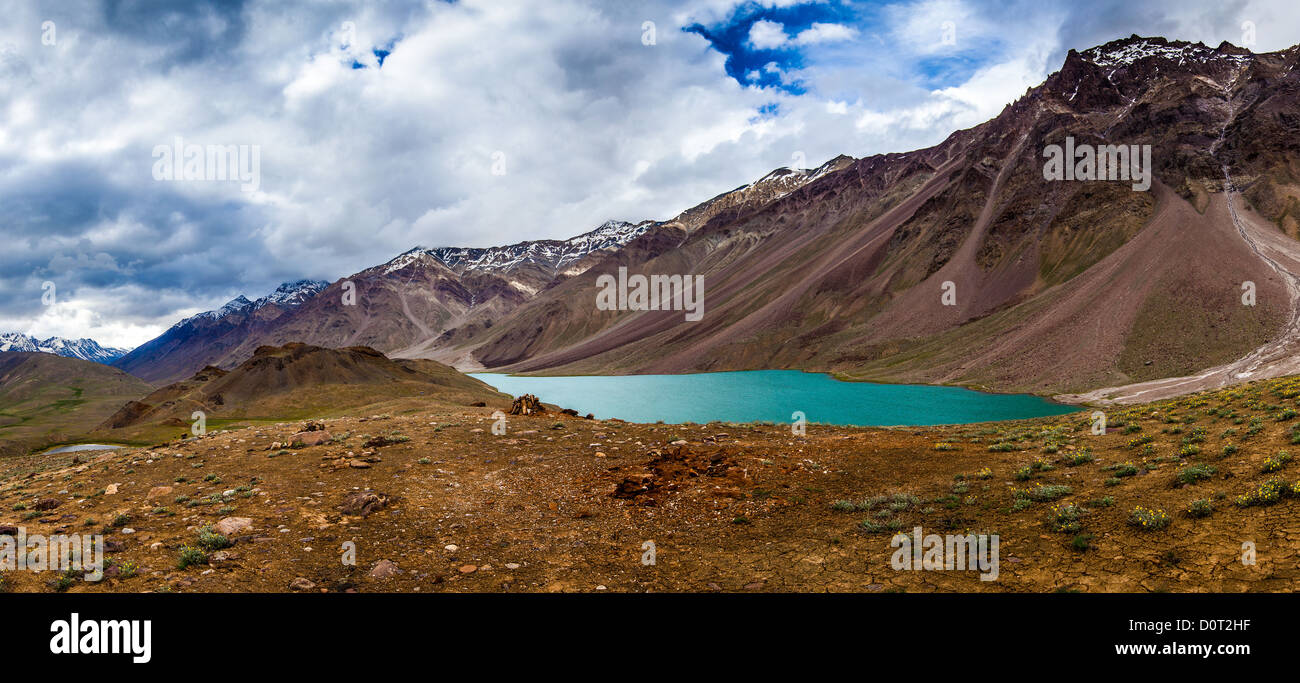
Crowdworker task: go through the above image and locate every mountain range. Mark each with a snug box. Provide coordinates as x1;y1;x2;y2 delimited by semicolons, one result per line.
0;333;128;364
102;36;1300;402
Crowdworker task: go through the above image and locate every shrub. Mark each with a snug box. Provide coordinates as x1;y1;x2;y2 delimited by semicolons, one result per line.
1186;498;1214;518
177;546;207;570
1261;451;1292;473
1128;506;1170;530
1234;479;1292;507
1174;464;1216;486
196;525;231;551
1062;449;1094;466
1017;484;1072;503
1108;462;1139;477
1047;503;1083;533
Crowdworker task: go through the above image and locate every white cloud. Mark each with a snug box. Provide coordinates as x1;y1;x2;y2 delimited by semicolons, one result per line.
2;0;1297;350
793;22;858;45
748;19;790;49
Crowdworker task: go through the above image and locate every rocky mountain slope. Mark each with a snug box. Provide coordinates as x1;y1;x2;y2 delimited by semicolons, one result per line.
112;280;330;384
448;36;1300;397
98;343;508;444
113;165;847;386
0;333;128;364
113;36;1300;401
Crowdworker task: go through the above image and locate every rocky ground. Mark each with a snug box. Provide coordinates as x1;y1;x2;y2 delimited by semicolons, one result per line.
2;376;1300;593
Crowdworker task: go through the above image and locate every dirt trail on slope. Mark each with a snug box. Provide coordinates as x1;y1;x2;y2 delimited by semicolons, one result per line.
1061;67;1300;405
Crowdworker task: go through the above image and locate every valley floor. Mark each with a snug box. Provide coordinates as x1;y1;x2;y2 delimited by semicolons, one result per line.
3;377;1300;593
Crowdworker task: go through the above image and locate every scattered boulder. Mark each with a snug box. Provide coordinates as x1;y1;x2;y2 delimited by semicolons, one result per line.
291;430;332;448
301;421;325;432
104;483;119;495
368;559;400;579
213;516;254;536
509;394;544;415
340;491;390;517
611;445;744;503
33;498;61;511
561;408;579;416
210;551;237;564
290;577;317;591
612;473;657;499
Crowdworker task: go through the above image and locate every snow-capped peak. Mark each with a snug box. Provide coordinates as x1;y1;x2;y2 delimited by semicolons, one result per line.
258;279;330;308
1079;36;1252;69
176;280;327;328
384;220;654;276
0;332;129;364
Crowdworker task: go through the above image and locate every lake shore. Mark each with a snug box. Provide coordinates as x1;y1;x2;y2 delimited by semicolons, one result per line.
3;372;1298;593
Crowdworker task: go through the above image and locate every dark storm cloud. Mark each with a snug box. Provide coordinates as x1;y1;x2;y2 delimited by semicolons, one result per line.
101;0;251;65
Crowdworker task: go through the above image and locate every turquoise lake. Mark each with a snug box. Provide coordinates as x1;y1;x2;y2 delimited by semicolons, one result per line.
470;370;1077;426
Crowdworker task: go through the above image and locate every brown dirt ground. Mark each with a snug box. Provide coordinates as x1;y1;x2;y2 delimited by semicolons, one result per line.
2;376;1300;593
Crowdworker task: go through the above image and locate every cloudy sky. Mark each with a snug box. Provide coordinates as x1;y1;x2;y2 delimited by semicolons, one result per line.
2;0;1299;349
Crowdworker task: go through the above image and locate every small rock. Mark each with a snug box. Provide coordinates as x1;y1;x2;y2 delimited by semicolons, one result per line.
145;486;173;501
291;430;332;448
444;544;459;552
213;516;254;536
104;483;120;495
369;559;400;579
459;564;477;574
340;491;389;517
290;577;317;591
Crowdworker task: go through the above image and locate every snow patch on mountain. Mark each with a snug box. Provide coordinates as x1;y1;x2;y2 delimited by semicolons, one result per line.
384;220;654;276
1081;37;1252;69
177;280;328;327
0;333;129;364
